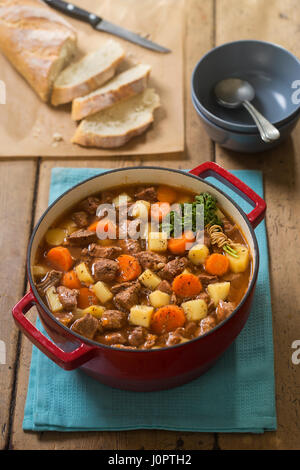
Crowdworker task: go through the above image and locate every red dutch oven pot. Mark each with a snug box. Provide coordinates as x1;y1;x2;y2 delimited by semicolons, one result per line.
12;162;266;392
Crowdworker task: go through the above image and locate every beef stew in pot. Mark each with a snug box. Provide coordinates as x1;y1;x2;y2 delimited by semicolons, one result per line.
33;184;251;350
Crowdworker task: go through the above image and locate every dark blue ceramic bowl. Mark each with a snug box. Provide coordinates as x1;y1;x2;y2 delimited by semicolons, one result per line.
191;40;300;134
192;93;300;153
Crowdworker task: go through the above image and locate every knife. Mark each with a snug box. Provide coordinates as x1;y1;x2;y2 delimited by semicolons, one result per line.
44;0;171;53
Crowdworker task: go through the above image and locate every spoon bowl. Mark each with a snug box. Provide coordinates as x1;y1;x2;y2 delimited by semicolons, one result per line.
214;78;255;108
214;78;280;142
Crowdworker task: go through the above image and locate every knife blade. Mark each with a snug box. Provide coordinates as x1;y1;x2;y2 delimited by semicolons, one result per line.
44;0;171;53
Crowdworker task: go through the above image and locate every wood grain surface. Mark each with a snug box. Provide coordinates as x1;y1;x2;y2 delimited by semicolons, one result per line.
1;0;299;450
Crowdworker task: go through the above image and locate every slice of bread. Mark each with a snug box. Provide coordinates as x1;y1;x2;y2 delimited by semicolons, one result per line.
71;64;151;121
71;88;160;148
51;39;125;106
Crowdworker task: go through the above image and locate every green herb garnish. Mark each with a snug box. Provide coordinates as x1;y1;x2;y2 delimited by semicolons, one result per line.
160;192;222;237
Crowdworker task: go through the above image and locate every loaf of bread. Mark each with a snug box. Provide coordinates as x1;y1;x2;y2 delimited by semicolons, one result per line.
51;39;125;106
71;63;151;121
71;88;160;148
0;0;77;102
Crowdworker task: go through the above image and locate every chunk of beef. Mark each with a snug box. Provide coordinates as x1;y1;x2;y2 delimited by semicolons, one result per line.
177;321;197;338
82;244;122;259
156;280;172;294
137;251;166;271
93;258;119;282
119;238;141;255
100;190;115;204
57;286;78;310
78;196;101;215
100;310;127;330
104;332;127;345
143;333;157;349
68;229;97;246
111;281;136;294
71;313;99;339
216;300;235;322
71;211;89;228
198;273;219;286
223;219;238;236
114;282;140;312
159;257;188;281
134;186;157;202
55;311;73;327
196;291;210;304
128;326;147;347
36;270;62;295
166;331;182;346
198;315;216;336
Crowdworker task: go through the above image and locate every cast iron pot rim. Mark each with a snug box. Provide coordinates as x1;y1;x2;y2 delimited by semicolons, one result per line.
27;166;259;354
191;39;300;132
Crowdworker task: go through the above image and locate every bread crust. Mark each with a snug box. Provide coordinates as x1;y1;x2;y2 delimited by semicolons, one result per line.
0;0;77;102
71;67;150;121
71;117;154;148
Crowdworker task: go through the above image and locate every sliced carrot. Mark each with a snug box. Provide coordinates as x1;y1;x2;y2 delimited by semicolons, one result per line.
46;246;73;272
168;231;196;255
151;202;171;222
88;219;115;233
157;185;177;204
172;273;202;298
88;220;100;231
117;254;141;282
62;270;81;289
77;287;98;309
205;253;229;276
151;305;186;334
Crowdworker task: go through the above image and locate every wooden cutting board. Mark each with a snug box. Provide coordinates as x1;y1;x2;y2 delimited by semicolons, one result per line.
0;0;184;157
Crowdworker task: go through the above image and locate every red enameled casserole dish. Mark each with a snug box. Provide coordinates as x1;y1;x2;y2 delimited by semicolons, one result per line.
12;162;266;391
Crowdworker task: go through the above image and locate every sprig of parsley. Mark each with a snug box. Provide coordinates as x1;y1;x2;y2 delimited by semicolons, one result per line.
160;192;222;237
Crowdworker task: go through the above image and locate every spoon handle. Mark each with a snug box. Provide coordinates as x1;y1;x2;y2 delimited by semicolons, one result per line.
242;100;280;142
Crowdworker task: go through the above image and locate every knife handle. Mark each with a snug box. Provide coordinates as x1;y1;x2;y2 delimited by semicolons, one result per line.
44;0;101;26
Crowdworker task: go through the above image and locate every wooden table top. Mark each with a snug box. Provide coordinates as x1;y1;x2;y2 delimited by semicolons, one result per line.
1;0;299;450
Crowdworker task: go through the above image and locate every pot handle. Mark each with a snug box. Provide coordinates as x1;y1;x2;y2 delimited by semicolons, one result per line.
12;290;98;370
189;161;266;228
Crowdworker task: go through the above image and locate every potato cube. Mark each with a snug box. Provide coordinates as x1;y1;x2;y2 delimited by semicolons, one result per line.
181;299;208;321
92;281;113;304
58;218;77;234
45;228;66;246
82;305;105;319
32;265;49;278
207;282;230;307
112;192;132;208
75;262;94;285
130;200;151;218
129;305;154;328
226;244;250;273
139;269;161;289
149;290;170;308
148;232;168;252
46;286;63;313
188;243;210;265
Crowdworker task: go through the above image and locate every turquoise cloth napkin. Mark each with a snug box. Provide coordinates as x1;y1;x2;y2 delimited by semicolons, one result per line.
23;168;277;433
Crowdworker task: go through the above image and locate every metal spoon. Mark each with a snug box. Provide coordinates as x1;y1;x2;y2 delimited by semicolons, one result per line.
214;78;280;143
